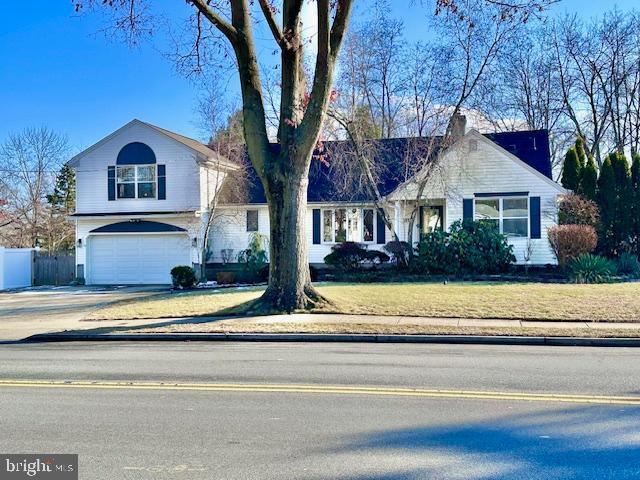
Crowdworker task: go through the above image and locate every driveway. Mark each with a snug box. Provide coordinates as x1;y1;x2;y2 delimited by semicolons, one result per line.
0;286;167;341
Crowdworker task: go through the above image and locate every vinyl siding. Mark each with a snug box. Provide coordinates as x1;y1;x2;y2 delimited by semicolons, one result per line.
74;122;202;214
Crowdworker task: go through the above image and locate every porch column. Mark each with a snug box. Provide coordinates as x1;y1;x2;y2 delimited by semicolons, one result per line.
394;201;403;241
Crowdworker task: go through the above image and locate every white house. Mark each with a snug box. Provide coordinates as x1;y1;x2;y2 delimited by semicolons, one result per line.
69;118;567;285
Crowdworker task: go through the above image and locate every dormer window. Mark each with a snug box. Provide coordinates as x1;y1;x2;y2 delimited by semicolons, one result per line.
115;142;157;199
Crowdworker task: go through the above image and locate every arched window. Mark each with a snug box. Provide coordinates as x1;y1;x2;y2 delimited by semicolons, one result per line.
115;143;157;199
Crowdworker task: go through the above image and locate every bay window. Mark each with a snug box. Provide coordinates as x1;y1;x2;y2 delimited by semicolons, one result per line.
474;196;529;237
322;207;375;243
117;165;156;199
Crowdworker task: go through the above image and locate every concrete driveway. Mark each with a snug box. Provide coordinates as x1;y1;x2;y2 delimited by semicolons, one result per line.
0;286;167;341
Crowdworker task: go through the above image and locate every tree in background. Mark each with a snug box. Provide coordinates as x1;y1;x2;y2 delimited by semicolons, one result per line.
561;147;581;191
0;127;68;248
44;164;76;252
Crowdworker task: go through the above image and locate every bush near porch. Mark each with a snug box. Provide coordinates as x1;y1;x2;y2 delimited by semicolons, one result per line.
88;282;640;323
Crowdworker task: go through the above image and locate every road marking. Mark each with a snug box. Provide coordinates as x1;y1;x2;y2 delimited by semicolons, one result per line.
0;379;639;405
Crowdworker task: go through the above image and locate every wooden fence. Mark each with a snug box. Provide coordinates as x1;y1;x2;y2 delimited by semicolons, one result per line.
33;252;75;286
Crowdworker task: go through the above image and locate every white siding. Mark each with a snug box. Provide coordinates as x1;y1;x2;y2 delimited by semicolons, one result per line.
210;204;386;264
208;206;270;263
73;122;202;214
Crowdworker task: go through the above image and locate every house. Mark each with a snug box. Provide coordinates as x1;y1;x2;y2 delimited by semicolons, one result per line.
69;118;566;285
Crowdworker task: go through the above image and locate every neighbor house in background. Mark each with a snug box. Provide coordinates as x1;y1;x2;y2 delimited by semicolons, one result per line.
68;118;566;285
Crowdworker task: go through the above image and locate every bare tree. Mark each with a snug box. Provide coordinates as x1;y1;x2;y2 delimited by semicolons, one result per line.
484;23;572;176
0;127;68;248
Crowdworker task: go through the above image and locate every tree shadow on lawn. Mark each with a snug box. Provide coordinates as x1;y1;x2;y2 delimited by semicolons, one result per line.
309;404;640;480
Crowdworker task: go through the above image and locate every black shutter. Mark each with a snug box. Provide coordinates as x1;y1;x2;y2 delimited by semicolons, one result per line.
376;210;386;244
312;209;321;244
463;198;473;221
107;166;116;201
157;164;166;200
530;196;541;239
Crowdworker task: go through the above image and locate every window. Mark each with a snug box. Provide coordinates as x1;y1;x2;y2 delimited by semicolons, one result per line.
474;197;528;237
246;210;259;232
322;208;375;243
117;165;156;199
502;198;528;237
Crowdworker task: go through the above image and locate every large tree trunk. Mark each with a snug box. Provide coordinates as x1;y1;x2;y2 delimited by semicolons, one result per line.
258;166;325;312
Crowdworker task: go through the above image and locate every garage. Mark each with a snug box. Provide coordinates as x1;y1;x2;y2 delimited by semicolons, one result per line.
87;221;191;285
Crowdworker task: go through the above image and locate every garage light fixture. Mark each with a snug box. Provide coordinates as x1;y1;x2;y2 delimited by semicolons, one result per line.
76;238;82;248
192;238;198;247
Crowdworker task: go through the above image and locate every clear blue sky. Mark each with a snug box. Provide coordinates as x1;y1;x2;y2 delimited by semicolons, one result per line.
0;0;636;155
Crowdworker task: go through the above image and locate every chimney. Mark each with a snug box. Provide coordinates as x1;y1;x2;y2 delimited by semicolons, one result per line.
450;113;467;138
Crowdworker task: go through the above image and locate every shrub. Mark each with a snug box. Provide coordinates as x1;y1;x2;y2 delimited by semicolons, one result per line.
383;240;412;268
237;233;269;280
558;194;599;227
70;277;85;286
324;242;390;272
415;220;515;275
548;225;598;267
568;254;615;284
616;252;640;276
216;271;236;284
170;265;197;288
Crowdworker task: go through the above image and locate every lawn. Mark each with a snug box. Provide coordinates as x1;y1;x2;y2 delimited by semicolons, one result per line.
87;282;640;322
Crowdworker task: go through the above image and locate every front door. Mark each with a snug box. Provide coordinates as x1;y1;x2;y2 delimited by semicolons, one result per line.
420;206;444;235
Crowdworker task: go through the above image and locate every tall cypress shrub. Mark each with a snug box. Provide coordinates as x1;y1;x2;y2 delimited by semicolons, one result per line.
561;147;581;192
580;156;598;201
597;155;616;255
612;152;632;253
630;153;640;254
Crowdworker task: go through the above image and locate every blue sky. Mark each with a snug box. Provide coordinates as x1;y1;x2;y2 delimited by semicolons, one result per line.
0;1;637;155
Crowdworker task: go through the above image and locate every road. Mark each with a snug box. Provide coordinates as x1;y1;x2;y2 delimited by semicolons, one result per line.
0;341;639;479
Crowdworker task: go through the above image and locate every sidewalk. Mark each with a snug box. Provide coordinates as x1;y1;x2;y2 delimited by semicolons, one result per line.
11;312;639;344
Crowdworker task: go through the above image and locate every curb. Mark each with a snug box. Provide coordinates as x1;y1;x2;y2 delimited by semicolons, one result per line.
15;332;640;347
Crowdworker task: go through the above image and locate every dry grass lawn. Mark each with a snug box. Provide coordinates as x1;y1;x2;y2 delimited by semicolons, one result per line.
127;321;640;338
87;282;640;323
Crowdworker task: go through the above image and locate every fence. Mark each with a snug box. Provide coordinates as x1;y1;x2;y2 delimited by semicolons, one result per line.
33;252;75;286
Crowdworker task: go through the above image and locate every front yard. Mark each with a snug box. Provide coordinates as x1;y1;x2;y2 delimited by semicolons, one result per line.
87;282;640;323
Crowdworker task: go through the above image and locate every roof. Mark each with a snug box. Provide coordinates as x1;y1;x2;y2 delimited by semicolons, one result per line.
138;120;219;159
90;220;186;233
240;130;555;204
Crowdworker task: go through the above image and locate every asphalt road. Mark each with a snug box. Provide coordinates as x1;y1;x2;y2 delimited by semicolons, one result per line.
0;342;639;479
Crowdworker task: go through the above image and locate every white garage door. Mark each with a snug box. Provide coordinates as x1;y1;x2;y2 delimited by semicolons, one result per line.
88;234;191;285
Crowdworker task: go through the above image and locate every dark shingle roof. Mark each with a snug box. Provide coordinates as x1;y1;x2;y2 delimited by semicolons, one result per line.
240;130;552;204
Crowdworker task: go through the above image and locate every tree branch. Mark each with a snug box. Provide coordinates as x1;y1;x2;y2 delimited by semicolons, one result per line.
188;0;237;44
258;0;287;49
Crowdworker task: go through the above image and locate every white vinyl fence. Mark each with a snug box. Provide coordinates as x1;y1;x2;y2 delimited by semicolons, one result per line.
0;248;34;290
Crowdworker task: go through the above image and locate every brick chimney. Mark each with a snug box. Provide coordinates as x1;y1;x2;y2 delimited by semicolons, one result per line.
450;113;467;137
